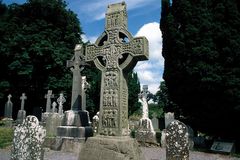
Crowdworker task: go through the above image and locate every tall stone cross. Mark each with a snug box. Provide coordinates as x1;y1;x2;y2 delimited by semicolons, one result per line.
67;44;87;111
20;93;27;110
85;2;149;136
4;94;13;118
45;90;54;112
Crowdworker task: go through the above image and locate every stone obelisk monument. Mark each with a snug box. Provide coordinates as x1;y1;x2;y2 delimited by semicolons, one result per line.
79;2;148;160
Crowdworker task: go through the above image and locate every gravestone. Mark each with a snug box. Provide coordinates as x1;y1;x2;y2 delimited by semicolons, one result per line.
79;2;148;160
12;115;46;160
151;114;159;131
45;90;54;112
57;93;66;115
165;112;175;128
57;44;92;139
4;94;13;119
17;93;27;124
166;120;189;160
211;141;235;154
136;85;156;144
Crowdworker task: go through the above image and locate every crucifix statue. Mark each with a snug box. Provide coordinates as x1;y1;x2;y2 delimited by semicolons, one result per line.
85;2;149;136
67;44;87;111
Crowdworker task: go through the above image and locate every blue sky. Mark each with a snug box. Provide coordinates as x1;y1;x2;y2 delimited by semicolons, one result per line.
2;0;163;94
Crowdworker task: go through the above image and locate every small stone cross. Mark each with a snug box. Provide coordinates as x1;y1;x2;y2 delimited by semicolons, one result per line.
67;44;87;111
57;93;66;115
85;2;148;136
20;93;27;110
7;94;12;102
45;90;54;112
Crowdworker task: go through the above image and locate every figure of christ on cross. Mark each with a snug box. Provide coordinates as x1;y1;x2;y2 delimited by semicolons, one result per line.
85;2;149;136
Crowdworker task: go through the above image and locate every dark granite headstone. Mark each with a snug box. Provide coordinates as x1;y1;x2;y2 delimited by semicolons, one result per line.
166;120;189;160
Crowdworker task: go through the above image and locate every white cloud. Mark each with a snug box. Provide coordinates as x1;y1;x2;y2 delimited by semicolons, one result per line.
81;34;98;43
134;22;164;94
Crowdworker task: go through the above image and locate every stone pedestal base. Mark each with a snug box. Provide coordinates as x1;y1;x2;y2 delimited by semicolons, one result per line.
136;118;157;144
17;110;26;124
57;126;93;138
78;136;144;160
56;110;93;138
136;130;157;144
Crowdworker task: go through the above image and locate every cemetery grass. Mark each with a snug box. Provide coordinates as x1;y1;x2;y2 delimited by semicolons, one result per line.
0;127;13;148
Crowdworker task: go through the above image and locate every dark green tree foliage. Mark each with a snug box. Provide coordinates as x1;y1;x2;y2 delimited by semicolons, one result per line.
161;0;240;139
127;71;141;116
0;0;82;117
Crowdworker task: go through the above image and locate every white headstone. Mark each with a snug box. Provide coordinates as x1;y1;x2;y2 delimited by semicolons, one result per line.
165;112;174;128
12;116;46;160
57;93;66;115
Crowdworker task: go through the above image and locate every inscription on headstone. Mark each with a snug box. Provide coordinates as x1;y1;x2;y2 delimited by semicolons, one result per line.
166;120;189;160
12;116;46;160
85;1;148;136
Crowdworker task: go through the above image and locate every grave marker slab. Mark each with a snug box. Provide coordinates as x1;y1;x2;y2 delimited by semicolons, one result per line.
12;115;46;160
211;141;235;154
166;120;189;160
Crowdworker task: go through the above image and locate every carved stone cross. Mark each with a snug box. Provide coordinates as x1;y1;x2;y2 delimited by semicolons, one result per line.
8;94;12;102
86;2;149;136
67;44;87;111
57;93;66;115
20;93;27;110
45;90;54;112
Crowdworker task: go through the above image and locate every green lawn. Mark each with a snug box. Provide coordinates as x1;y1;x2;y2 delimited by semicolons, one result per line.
0;127;13;148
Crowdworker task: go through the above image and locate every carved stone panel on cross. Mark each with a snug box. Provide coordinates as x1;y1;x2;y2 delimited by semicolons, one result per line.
85;2;149;136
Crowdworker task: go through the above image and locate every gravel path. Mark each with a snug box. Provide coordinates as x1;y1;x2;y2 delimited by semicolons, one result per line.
1;147;239;160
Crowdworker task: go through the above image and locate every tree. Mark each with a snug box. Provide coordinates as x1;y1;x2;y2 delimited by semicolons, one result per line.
160;0;240;139
0;0;82;117
127;71;141;116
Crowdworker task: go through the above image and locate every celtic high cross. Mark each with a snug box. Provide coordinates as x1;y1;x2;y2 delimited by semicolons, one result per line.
86;2;149;136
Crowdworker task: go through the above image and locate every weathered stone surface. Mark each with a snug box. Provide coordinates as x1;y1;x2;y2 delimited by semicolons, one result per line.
57;110;93;138
12;115;46;160
45;113;62;137
166;120;189;160
85;1;148;137
79;136;144;160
